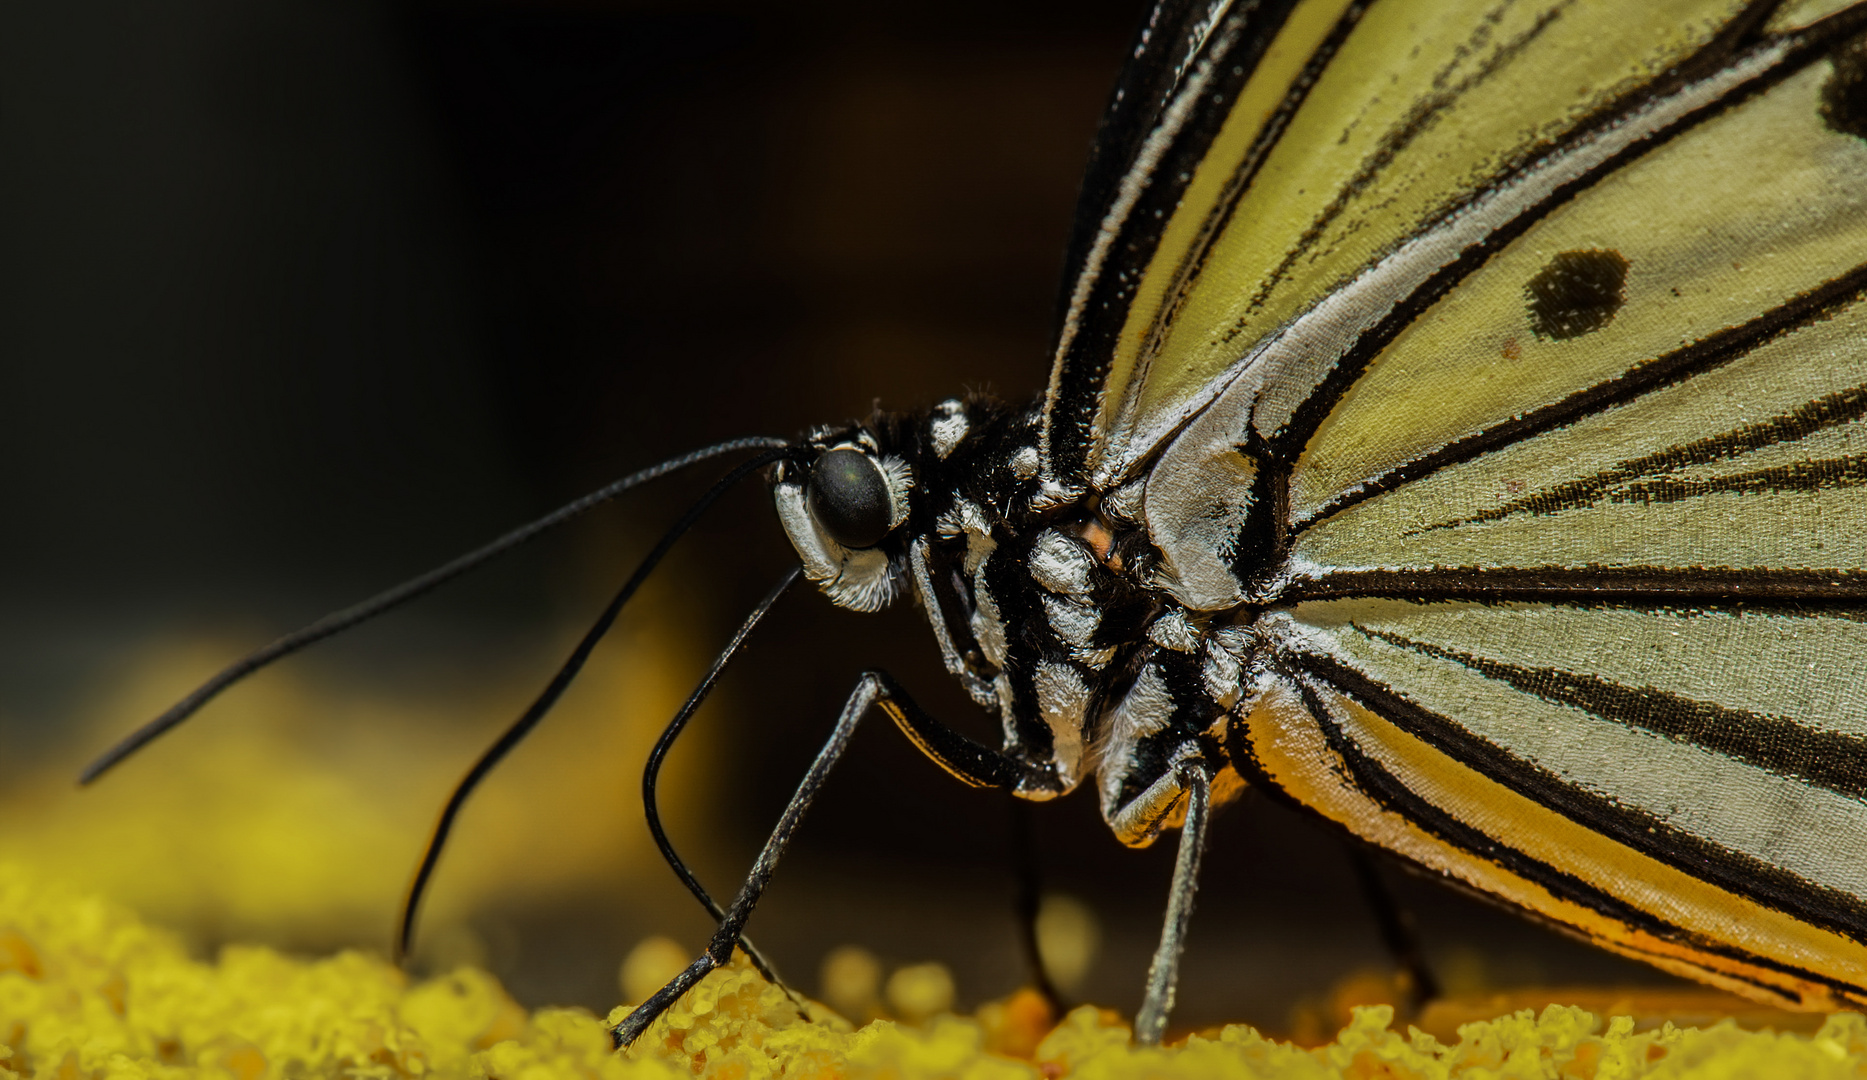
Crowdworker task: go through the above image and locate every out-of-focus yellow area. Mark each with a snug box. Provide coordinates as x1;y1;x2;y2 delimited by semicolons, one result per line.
1032;893;1098;995
0;617;712;965
817;944;886;1024
7;863;1867;1080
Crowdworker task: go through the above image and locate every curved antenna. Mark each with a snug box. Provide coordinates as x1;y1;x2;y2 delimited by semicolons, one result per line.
395;447;791;963
641;565;802;984
79;436;790;785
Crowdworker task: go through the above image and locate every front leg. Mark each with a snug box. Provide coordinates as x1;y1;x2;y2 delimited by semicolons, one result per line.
611;670;1036;1048
1108;741;1215;1046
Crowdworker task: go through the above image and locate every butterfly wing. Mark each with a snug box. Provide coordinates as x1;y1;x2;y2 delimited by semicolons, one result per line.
1042;0;1865;487
1055;0;1867;1007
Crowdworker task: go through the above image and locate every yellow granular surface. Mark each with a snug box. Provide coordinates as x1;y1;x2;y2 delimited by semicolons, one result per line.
6;863;1867;1080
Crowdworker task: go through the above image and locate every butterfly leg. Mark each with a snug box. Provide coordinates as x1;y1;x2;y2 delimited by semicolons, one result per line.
1009;793;1065;1014
1346;844;1439;1013
611;669;1028;1048
1128;741;1214;1046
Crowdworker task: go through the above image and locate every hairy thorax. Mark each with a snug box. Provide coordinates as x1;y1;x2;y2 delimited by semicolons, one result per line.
775;395;1256;846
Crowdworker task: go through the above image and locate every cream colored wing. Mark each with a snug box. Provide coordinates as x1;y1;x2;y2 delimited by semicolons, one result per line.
1052;0;1867;1010
1241;598;1867;1009
1214;3;1867;1009
1285;54;1867;594
1039;0;1864;492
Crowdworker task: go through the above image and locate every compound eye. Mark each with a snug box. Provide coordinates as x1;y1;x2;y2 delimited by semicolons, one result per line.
807;448;894;549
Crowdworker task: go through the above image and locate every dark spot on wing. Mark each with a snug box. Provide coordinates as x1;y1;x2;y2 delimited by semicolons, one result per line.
1821;34;1867;141
1525;249;1629;341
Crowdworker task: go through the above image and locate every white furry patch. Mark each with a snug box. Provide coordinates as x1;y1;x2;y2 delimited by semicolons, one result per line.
970;555;1008;668
929;399;969;459
994;672;1020;744
1202;642;1242;711
1031;479;1081;512
1103;479;1145;525
965;532;995;576
1011;445;1039;481
935;497;978;538
1202;623;1253;710
1097;660;1175;820
1147;609;1199;653
875;453;913;530
1044;594;1100;648
935;498;995;574
1029;529;1095;595
825;548;899;611
1035;661;1090;789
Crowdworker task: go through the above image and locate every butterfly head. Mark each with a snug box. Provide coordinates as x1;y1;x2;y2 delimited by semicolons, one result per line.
772;399;1095;779
771;425;916;613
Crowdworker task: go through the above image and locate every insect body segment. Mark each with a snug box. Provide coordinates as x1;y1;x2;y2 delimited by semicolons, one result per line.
778;399;1226;815
779;398;1260;845
766;397;1253;1041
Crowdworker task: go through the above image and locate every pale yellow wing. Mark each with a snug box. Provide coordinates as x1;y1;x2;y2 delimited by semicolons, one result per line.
1287;54;1867;589
1063;0;1867;1010
1040;0;1860;489
1242;598;1867;1009
1219;4;1867;1009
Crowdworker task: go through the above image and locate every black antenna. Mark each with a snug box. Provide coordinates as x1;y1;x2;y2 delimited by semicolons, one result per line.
79;436;789;785
640;565;802;988
395;447;792;963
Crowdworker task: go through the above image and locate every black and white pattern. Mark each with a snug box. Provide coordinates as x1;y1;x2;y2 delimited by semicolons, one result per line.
769;0;1867;1021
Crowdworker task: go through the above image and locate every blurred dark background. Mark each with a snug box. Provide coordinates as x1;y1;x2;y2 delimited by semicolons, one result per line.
0;0;1678;1034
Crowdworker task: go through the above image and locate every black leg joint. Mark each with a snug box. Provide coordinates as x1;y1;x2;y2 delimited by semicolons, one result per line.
611;669;1039;1049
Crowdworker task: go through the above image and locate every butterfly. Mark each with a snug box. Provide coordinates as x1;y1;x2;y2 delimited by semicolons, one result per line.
88;0;1867;1050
